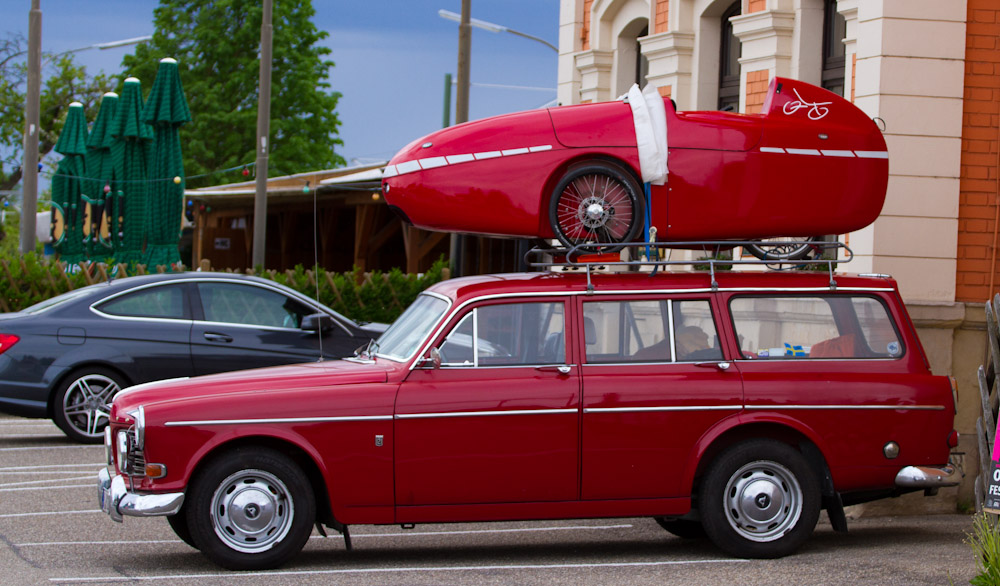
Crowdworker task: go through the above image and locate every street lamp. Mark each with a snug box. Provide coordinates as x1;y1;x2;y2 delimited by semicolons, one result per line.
437;9;558;52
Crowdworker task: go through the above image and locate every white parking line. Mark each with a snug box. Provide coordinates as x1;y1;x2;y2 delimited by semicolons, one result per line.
0;475;92;488
50;559;751;582
0;470;100;476
0;510;100;519
19;524;635;547
0;463;103;471
1;483;92;492
0;445;101;452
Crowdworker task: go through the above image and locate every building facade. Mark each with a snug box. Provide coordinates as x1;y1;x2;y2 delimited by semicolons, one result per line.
559;0;998;512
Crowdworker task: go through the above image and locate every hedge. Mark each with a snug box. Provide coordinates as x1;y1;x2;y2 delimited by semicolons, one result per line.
0;253;449;323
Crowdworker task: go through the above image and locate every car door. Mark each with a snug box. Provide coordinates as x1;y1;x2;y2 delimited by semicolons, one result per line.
89;282;195;382
189;280;338;375
394;297;580;507
578;294;743;500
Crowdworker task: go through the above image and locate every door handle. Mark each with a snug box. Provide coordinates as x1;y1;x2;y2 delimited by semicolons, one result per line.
536;365;572;375
696;361;731;371
203;332;233;343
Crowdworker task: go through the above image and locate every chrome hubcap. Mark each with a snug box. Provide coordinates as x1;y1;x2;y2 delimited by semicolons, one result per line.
723;460;802;542
210;469;293;553
62;374;120;438
579;196;611;230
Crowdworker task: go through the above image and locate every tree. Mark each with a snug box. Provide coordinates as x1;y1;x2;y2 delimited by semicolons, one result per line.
122;0;345;187
0;34;113;193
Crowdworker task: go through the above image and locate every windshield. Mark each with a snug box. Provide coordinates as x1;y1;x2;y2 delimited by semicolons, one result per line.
375;293;449;361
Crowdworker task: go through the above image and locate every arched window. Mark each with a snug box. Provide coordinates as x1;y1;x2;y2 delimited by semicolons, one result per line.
718;1;742;111
636;26;649;89
821;0;847;96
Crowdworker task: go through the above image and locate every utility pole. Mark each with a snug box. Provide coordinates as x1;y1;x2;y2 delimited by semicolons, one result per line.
449;0;471;276
252;0;273;269
442;73;452;128
20;0;41;254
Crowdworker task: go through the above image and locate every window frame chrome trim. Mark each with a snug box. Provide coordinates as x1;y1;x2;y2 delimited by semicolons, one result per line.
381;291;453;364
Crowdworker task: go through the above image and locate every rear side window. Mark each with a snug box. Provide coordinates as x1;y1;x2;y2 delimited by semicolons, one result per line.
582;299;722;363
729;295;902;360
97;284;189;319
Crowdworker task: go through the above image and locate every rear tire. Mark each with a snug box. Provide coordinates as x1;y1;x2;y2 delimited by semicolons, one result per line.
52;367;127;444
698;439;820;558
745;238;818;261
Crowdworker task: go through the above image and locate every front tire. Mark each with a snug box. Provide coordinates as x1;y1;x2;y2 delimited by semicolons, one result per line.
548;161;644;252
654;517;706;539
52;367;127;443
698;440;820;559
186;447;316;570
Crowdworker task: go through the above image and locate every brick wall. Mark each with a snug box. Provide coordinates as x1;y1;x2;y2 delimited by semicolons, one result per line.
746;0;766;14
658;85;672;99
745;70;769;113
654;0;670;34
956;2;1000;302
582;0;594;50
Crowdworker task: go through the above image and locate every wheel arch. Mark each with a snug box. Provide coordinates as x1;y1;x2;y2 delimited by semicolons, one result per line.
685;419;834;508
184;434;334;527
537;152;643;238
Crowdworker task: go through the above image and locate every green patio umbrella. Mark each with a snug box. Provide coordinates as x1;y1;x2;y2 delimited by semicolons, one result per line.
143;57;190;269
110;77;153;266
51;102;89;266
83;92;119;260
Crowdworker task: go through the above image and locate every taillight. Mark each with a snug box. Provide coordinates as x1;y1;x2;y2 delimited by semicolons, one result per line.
0;334;19;355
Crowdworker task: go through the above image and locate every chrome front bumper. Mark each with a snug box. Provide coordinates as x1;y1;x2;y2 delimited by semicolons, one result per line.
97;467;185;523
895;464;960;489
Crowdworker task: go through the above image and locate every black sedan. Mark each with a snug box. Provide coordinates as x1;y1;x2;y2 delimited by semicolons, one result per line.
0;272;384;443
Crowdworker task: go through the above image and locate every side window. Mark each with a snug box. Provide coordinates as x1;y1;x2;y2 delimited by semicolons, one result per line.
197;282;312;329
582;299;722;363
584;300;671;363
730;295;902;359
437;302;565;367
673;300;723;361
97;284;188;319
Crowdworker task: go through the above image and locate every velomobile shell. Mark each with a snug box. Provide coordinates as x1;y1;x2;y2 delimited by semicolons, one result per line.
382;76;888;244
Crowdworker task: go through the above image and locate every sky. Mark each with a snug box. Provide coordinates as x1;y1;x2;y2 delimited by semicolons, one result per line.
3;0;560;174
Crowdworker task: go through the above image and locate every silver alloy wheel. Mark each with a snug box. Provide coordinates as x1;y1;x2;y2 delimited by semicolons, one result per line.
61;374;120;439
210;468;294;554
722;459;803;543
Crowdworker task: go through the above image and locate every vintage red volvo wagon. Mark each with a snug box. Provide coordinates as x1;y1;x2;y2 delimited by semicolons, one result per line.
382;77;888;257
99;269;958;570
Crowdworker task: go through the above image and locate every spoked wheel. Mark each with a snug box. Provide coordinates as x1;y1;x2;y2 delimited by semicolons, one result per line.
744;237;819;261
53;368;127;443
548;162;644;252
186;447;315;570
699;439;820;559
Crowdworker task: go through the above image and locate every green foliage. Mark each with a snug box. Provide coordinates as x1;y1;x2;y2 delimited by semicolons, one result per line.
122;0;345;187
0;34;114;192
0;255;448;324
968;513;1000;586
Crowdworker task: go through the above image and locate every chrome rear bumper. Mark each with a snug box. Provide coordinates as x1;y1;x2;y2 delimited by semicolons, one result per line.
98;467;184;523
895;464;960;489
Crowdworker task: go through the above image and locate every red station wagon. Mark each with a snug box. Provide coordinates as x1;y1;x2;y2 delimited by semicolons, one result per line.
98;270;959;570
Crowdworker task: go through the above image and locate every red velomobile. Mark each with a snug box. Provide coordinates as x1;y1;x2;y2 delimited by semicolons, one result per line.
382;77;888;256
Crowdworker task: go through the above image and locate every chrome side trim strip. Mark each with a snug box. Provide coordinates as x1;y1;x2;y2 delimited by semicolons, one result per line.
584;405;742;414
164;415;393;427
744;404;945;411
395;408;577;420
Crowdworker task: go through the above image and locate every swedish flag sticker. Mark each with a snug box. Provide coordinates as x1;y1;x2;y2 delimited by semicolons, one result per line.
784;343;806;357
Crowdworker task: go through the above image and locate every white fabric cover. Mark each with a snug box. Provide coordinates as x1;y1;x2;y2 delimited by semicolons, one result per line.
626;83;668;185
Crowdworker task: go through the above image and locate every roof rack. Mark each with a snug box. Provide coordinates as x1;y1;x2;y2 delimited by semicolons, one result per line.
525;239;853;292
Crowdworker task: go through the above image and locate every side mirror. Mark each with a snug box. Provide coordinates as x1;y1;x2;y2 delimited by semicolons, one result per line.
430;347;442;369
301;313;334;333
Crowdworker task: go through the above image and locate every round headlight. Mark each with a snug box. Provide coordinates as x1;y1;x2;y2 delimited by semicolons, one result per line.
116;430;130;473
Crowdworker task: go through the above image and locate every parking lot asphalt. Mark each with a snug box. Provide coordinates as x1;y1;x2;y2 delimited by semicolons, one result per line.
0;413;980;585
